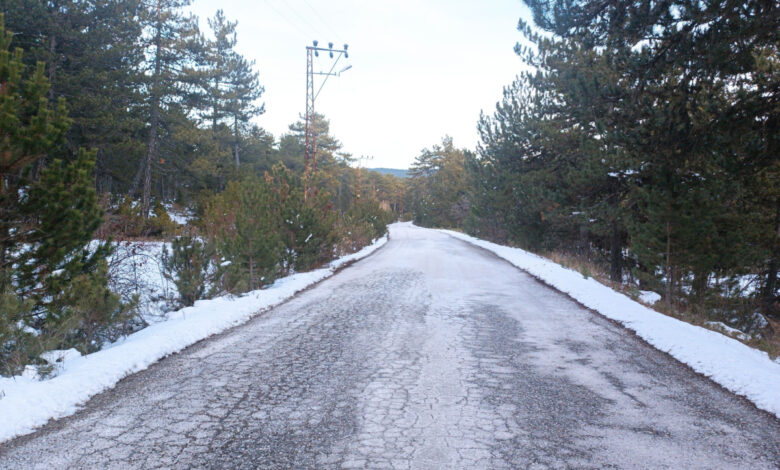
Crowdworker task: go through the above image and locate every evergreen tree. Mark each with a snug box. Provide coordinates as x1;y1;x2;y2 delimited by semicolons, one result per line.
202;177;282;292
471;0;780;317
132;0;201;217
1;0;147;193
267;164;336;273
224;53;264;169
0;15;130;364
407;137;470;228
193;10;264;171
54;260;136;353
162;235;212;307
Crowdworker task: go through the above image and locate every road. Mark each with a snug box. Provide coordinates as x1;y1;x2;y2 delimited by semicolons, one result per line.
1;223;778;469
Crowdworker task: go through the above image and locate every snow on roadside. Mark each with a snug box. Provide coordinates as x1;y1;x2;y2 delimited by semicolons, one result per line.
638;290;661;305
440;229;780;418
706;322;752;342
0;235;388;444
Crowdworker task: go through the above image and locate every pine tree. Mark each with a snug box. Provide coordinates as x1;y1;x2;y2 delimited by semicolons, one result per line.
162;235;212;307
514;0;779;314
225;53;264;169
193;10;264;171
0;14;71;290
204;9;237;132
0;15;129;365
132;0;201;217
19;149;110;302
54;260;136;353
1;0;147;193
407;137;470;228
0;288;36;376
202;177;283;292
267;164;336;273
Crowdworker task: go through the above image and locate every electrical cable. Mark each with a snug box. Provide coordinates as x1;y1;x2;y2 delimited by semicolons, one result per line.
262;0;311;41
278;0;327;40
300;0;344;43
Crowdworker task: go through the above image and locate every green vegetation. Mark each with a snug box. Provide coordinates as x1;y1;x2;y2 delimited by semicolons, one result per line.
406;1;778;342
0;14;134;373
0;6;403;377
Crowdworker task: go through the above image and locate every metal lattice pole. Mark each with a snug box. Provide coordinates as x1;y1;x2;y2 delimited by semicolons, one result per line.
303;41;350;199
304;47;316;199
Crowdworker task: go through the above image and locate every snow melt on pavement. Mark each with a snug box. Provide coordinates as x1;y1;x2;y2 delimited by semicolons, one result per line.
440;229;780;419
0;235;387;443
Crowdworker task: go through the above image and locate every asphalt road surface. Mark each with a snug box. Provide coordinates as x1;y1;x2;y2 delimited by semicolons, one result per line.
1;223;778;469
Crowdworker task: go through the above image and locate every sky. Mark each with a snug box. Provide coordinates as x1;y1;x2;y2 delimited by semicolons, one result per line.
188;0;534;169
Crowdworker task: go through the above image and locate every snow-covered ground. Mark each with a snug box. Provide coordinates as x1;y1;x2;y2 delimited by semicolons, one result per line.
164;203;194;226
440;229;780;418
0;235;387;444
105;240;172;321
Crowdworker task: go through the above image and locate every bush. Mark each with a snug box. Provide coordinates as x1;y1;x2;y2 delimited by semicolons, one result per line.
0;290;41;377
51;260;138;354
162;236;213;307
349;199;393;238
267;164;337;273
337;199;393;254
99;196;180;239
201;177;283;293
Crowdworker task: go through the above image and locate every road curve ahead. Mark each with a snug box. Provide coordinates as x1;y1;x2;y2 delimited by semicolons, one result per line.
1;223;778;469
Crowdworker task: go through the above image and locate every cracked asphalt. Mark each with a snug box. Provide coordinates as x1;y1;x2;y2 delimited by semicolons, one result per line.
1;223;778;469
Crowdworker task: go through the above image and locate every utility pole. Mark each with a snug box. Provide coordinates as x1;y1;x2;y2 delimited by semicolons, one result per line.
355;155;373;201
304;40;351;199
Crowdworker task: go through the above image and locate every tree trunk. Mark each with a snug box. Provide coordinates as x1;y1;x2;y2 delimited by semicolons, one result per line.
212;76;220;133
233;116;240;169
249;256;254;290
665;220;673;310
141;1;164;219
47;3;58;101
128;158;144;197
609;222;622;283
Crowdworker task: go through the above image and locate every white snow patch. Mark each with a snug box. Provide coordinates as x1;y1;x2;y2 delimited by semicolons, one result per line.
638;290;662;305
40;349;82;365
163;204;193;225
0;234;387;443
102;240;173;321
706;322;752;342
439;229;780;418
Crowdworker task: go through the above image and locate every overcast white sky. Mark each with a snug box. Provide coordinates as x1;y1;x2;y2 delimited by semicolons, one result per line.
188;0;534;169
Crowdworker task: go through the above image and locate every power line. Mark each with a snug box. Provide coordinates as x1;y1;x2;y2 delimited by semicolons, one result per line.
300;0;343;43
262;0;310;41
279;1;327;40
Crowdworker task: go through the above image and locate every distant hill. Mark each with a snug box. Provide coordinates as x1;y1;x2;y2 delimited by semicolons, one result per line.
367;167;409;179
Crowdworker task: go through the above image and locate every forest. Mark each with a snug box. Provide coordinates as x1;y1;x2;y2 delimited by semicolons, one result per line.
1;0;778;377
406;1;778;351
0;1;402;376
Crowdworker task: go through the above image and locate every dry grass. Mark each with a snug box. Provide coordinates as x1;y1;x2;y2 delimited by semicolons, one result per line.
541;250;779;360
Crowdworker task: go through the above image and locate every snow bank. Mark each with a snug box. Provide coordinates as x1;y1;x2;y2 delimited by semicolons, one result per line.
440;229;780;418
0;235;387;443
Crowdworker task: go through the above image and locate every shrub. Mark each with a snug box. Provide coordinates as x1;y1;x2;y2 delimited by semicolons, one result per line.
100;196;180;239
0;289;41;377
162;236;213;307
51;260;138;354
201;177;283;293
267;164;337;273
348;199;393;239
